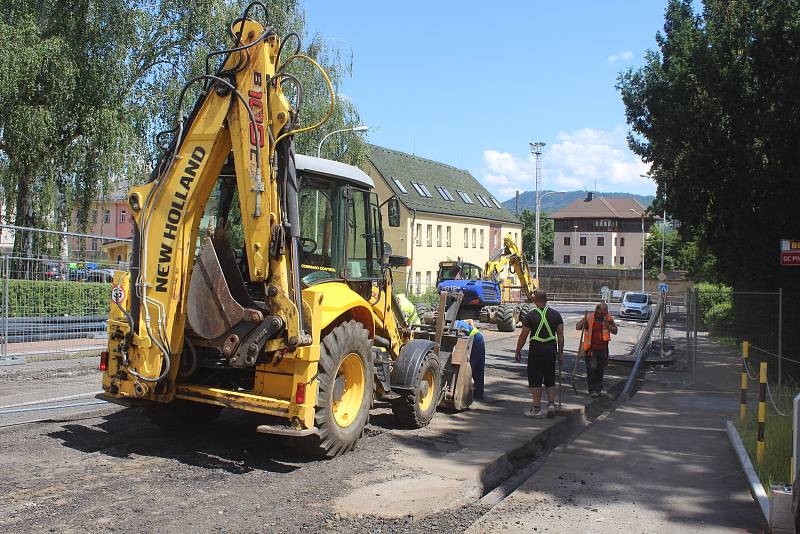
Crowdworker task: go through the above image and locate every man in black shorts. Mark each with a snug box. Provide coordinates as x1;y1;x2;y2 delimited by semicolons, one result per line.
514;290;564;418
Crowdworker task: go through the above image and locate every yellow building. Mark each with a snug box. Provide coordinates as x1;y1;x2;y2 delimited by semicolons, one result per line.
364;145;523;294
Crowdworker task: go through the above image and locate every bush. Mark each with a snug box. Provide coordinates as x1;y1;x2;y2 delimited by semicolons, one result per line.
2;279;112;317
406;288;439;307
695;282;732;325
706;301;734;335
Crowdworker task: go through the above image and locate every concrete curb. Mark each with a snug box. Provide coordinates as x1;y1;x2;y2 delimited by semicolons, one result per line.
478;378;626;497
726;419;769;522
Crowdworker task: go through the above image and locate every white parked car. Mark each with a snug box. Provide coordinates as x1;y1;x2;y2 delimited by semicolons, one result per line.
620;291;652;320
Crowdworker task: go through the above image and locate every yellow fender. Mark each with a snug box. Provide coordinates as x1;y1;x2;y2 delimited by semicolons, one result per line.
303;281;376;342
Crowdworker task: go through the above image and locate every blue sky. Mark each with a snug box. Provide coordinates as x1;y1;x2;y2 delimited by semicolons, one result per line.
304;1;668;201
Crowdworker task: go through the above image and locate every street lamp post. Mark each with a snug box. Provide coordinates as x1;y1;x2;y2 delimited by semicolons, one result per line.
529;141;546;279
630;208;645;292
317;125;369;157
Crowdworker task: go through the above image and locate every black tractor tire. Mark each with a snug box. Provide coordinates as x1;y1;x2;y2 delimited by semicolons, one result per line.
306;320;374;458
519;303;534;325
142;399;223;432
415;303;429;318
391;354;442;428
496;304;516;332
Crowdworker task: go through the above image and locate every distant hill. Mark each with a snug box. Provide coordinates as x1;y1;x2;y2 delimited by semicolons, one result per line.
501;190;655;215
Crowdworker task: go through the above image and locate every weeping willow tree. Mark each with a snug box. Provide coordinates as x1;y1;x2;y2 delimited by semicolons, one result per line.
0;0;366;259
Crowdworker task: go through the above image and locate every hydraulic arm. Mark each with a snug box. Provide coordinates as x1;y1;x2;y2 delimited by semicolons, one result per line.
105;4;332;401
484;234;538;301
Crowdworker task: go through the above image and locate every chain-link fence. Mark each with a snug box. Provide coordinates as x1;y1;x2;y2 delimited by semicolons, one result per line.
0;226;129;414
686;285;797;489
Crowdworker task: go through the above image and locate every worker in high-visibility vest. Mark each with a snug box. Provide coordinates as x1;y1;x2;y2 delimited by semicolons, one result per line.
576;302;618;397
454;319;485;400
515;290;564;418
396;293;420;325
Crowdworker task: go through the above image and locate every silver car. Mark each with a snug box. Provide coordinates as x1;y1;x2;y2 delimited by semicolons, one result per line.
620;291;651;320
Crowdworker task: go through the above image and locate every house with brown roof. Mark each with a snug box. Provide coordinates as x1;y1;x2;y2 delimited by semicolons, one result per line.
550;192;656;267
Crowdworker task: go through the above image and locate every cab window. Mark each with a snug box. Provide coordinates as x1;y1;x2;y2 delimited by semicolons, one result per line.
298;175;338;285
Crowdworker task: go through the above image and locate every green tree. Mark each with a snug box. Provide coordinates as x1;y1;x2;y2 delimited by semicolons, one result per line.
0;0;365;257
617;0;800;291
519;209;554;263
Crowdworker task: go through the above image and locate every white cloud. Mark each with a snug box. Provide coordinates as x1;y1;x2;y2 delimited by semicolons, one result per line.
478;125;653;201
607;50;634;63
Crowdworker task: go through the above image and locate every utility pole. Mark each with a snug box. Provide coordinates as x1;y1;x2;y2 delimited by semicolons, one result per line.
529;141;546;279
630;208;645;292
660;208;667;275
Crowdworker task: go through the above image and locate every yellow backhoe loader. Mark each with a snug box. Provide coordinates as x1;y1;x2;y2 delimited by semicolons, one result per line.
98;2;472;457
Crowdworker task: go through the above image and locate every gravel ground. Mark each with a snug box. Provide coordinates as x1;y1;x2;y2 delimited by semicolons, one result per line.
0;401;495;533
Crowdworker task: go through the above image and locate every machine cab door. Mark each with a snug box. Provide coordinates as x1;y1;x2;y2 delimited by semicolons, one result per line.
343;186;383;302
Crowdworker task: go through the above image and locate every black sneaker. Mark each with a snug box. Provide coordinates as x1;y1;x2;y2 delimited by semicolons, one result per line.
547;404;556;418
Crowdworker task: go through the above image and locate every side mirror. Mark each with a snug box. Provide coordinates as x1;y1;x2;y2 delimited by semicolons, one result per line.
388;255;411;268
387;197;401;227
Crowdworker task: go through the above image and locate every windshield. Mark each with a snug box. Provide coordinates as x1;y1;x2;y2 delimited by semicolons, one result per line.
625;293;648;304
437;262;481;283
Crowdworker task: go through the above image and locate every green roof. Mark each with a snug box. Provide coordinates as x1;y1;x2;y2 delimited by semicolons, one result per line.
366;145;521;225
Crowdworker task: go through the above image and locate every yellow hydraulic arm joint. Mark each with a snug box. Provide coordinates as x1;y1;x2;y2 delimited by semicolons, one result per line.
484;234;538;301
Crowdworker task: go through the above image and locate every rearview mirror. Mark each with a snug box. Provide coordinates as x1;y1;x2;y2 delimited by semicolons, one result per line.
387;197;401;227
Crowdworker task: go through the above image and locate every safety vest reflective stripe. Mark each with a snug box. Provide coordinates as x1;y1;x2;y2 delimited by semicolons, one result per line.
531;305;557;342
468;326;479;337
583;312;611;350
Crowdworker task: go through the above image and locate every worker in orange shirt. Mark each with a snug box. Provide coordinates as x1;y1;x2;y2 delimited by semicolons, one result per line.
576;302;618;397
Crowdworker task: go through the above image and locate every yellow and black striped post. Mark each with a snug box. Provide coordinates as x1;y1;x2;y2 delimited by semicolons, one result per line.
740;341;750;420
756;361;767;466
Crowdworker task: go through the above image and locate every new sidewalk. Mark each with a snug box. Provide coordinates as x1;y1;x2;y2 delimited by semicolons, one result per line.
333;322;637;519
467;334;765;533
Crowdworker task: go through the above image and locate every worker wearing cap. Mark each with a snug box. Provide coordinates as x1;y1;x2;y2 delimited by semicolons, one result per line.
576;302;618;397
515;290;564;418
454;319;485;400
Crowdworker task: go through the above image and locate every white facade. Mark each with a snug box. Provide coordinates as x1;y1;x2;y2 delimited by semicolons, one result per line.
553;229;645;267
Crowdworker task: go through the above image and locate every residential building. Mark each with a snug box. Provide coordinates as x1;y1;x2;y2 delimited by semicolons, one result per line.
550;192;656;267
70;187;133;261
364;145;522;294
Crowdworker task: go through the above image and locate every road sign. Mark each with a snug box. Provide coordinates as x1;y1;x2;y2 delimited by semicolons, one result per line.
658;282;668;293
780;239;800;266
657;272;667;282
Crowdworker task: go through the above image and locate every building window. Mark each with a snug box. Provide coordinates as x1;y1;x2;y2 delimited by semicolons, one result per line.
479;229;484;249
563;255;570;264
614;237;617;246
91;238;98;251
435;186;455;202
596;256;604;265
564;236;570;246
446;226;451;247
415;223;422;246
619;256;625;265
597;236;604;246
119;209;127;223
464;228;469;248
491;198;503;209
415;272;421;295
436;225;442;247
91;210;98;223
471;228;476;248
103;210;111;224
579;236;586;246
579;256;586;265
457;191;474;204
411;182;432;198
514;232;518;245
392;178;408;194
426;224;432;247
426;271;431;289
620;237;625;246
476;194;492;208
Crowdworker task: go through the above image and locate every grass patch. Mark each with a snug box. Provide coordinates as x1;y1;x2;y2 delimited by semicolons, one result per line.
734;382;796;491
712;335;739;351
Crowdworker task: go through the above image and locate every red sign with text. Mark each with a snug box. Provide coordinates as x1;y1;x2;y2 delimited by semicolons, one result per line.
781;239;800;266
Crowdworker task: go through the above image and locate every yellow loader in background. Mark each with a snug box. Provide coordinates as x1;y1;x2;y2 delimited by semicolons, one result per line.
99;2;472;457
